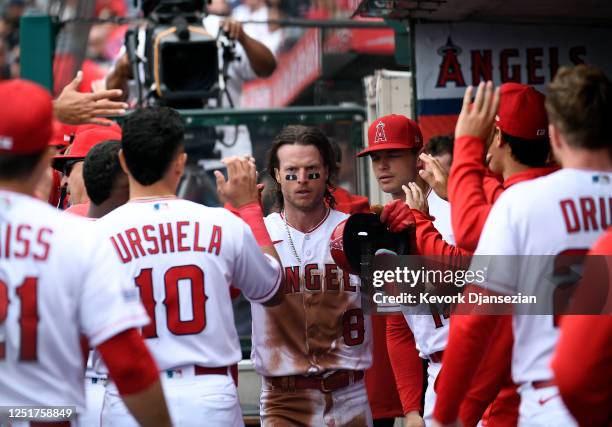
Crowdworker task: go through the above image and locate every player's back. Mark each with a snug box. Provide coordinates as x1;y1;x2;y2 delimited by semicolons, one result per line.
0;190;145;409
97;197;263;370
475;168;612;383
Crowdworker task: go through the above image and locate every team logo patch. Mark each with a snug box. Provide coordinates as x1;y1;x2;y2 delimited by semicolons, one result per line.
592;174;611;184
374;121;387;143
330;235;343;251
154;202;169;211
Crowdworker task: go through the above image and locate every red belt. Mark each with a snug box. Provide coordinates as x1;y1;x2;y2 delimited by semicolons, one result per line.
194;364;238;386
429;350;444;363
265;370;364;393
532;379;556;389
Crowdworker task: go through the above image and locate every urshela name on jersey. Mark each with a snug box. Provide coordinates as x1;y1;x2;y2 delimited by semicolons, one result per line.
0;223;52;261
109;221;222;263
282;264;358;294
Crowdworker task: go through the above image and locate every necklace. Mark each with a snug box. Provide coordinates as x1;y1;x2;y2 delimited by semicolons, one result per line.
281;209;330;264
282;213;302;264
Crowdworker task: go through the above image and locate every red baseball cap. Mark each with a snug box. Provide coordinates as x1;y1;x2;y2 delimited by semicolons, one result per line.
496;83;548;140
49;120;72;148
52;127;121;171
0;79;53;154
357;114;423;157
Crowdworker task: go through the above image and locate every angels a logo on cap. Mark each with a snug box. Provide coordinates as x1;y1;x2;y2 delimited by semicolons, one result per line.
374;121;387;143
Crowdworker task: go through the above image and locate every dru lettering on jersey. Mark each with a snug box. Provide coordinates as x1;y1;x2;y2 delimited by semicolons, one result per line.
559;196;612;234
283;264;357;294
109;221;222;264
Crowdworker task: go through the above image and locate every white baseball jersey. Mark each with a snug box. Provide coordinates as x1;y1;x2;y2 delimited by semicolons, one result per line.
473;169;611;383
0;190;148;411
402;196;451;358
251;209;372;377
96;196;281;371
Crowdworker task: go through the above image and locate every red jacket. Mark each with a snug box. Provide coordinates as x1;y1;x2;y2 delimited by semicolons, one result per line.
552;230;612;427
434;135;556;425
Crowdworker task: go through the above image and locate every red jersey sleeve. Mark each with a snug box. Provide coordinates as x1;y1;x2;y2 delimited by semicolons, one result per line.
552;315;612;427
98;328;160;395
448;135;504;252
552;231;612;426
386;314;424;414
433;306;502;423
412;209;472;258
459;316;514;426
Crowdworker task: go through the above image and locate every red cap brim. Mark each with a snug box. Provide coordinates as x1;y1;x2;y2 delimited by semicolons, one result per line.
357;143;416;157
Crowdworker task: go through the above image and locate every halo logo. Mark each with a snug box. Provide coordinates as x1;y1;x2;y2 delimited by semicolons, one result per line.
374;121;387;143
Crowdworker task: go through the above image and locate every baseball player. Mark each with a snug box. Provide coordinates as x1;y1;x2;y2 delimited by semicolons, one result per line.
96;106;283;427
82;140;129;219
52;126;122;213
432;65;612;427
416;83;556;426
68;140;129;427
359;114;456;427
326;139;404;426
236;125;377;426
552;228;612;427
0;80;171;426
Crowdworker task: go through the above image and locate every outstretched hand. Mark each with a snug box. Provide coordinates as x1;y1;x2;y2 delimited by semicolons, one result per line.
455;81;500;141
53;71;128;125
215;156;259;208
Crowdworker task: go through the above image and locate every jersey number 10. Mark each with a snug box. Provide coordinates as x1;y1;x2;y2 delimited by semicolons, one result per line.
135;265;207;338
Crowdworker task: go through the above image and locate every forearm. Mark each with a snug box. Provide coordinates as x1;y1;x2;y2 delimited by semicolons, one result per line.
433;312;501;423
121;380;172;427
448;136;500;252
386;314;423;414
460;316;514;425
105;63;131;102
98;329;172;427
239;32;276;78
413;210;472;259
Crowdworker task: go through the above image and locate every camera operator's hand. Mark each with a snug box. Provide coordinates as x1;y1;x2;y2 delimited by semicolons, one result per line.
221;18;245;43
53;71;128;125
220;18;277;78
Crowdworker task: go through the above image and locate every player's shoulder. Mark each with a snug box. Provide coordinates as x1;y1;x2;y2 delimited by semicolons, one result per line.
6;192;92;231
264;211;282;227
494;169;564;209
327;208;350;226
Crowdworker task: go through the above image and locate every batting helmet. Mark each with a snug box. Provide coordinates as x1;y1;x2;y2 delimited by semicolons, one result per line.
330;212;413;275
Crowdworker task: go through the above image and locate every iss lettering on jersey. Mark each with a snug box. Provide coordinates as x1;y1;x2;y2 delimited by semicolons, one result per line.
560;196;612;234
0;223;53;261
283;263;357;294
109;221;222;263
